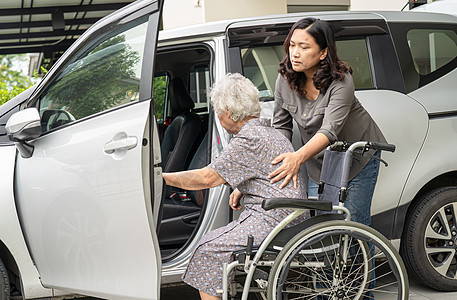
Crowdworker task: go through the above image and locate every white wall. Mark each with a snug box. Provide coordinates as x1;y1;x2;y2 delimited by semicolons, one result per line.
162;0;433;30
204;0;287;22
350;0;430;11
162;0;205;29
162;0;287;29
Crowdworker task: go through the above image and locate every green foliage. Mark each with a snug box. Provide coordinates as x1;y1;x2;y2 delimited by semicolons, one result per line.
153;75;167;120
45;35;140;120
0;54;35;106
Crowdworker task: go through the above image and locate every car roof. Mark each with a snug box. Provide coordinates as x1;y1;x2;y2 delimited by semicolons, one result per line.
158;10;457;42
412;0;457;16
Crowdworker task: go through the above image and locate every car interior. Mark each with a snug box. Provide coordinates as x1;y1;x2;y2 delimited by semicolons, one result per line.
153;45;212;259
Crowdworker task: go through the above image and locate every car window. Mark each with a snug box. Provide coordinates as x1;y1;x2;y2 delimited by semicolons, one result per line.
38;17;148;132
407;29;457;75
153;73;169;122
240;39;374;100
336;39;374;89
241;45;283;101
390;23;457;93
189;64;210;112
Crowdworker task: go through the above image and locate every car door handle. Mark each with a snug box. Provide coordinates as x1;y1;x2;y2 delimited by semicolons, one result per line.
104;136;138;154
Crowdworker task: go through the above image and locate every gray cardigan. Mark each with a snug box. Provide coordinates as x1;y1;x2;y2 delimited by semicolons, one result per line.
273;72;387;183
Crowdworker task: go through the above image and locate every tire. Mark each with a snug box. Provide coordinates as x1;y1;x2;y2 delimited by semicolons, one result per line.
267;220;409;300
400;186;457;291
0;258;9;300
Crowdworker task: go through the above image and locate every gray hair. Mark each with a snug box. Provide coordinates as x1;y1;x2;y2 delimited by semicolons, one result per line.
209;73;261;121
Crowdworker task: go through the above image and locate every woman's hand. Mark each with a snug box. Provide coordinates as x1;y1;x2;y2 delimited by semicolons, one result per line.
269;133;330;189
268;152;303;189
229;188;243;210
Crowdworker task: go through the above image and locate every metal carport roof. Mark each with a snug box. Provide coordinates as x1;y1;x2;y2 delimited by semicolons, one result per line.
0;0;136;67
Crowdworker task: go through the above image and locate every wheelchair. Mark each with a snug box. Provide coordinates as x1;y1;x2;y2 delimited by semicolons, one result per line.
218;141;409;300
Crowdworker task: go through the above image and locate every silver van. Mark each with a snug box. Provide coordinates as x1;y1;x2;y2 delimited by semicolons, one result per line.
1;0;457;298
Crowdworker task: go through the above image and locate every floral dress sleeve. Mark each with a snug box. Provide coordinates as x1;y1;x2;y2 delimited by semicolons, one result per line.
209;135;256;189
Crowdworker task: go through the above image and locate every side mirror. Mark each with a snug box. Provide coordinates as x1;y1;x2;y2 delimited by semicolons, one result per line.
6;108;42;158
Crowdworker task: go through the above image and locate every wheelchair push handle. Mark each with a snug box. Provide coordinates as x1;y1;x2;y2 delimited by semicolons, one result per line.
328;141;395;153
345;141;396;153
367;142;396;153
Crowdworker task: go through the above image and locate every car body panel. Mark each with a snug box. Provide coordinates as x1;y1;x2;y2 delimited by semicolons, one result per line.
15;101;160;300
400;115;457;206
355;90;429;213
409;68;457;114
0;145;54;299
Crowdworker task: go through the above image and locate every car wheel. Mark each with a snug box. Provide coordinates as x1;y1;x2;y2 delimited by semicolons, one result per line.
0;258;9;300
401;186;457;291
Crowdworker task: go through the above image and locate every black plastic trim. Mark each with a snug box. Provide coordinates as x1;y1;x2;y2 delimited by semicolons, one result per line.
227;19;389;48
139;9;161;101
371;202;410;240
371;208;396;240
367;34;406;93
429;111;457;119
226;44;243;74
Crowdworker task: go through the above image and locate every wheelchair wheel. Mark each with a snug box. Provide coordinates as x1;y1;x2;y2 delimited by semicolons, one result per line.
267;220;408;300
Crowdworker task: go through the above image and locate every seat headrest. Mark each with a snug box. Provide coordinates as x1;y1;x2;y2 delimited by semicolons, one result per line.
169;77;195;115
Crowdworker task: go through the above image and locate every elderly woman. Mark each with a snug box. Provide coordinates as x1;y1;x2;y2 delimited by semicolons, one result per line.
163;73;306;300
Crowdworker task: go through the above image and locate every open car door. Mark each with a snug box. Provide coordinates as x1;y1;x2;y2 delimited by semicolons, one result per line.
9;1;163;299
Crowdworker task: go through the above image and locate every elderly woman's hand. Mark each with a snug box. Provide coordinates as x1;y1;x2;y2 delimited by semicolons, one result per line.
268;152;303;189
229;188;243;210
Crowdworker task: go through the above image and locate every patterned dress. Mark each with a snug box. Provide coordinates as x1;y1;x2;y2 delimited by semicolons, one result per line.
182;118;307;296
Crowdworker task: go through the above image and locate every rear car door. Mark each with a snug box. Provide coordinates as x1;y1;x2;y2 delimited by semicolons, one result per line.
12;1;162;299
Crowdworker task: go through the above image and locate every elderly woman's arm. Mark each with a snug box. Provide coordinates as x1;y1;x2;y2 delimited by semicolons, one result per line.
163;166;226;190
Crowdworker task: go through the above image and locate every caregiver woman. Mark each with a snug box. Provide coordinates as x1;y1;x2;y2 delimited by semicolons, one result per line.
269;17;387;226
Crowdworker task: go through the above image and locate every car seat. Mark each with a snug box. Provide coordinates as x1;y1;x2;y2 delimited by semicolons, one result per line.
160;77;202;172
158;133;209;250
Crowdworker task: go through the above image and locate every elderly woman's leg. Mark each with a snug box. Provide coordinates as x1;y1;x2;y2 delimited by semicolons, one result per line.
183;211;275;298
199;290;221;300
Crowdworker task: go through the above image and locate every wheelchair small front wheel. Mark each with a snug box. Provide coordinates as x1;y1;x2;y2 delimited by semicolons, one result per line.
267;220;409;300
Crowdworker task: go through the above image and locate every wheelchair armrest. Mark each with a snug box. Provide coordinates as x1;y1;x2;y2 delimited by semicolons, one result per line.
261;198;333;211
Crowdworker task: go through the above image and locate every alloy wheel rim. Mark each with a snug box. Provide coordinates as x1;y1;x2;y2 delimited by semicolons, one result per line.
424;202;457;279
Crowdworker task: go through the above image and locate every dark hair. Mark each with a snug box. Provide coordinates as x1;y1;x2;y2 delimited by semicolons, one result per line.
278;17;352;97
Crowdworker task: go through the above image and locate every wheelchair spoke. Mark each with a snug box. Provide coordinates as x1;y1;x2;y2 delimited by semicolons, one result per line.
268;221;408;300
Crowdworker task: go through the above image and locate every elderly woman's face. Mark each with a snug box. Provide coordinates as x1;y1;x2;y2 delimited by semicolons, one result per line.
289;28;327;74
217;111;240;135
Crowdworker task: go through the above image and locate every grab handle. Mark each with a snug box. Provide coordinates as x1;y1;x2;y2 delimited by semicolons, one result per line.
368;142;396;153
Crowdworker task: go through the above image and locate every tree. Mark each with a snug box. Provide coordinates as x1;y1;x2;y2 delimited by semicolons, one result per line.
153;75;167;120
45;35;140;120
0;54;34;106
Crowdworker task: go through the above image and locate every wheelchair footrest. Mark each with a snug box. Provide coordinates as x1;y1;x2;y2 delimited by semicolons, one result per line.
253;268;268;281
